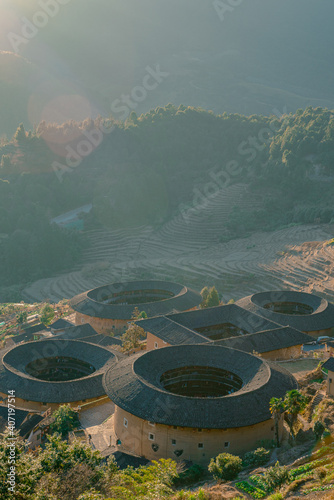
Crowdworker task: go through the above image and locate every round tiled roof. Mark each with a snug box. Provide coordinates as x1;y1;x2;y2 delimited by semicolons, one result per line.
103;344;297;429
236;291;334;332
0;340;117;403
69;280;202;320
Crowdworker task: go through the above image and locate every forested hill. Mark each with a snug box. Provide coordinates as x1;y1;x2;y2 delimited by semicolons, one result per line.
0;105;334;292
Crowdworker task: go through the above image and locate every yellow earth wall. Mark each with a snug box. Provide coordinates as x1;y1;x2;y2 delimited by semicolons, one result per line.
0;392;107;413
114;406;280;465
326;370;334;396
146;332;171;351
75;312;128;335
147;334;302;361
261;345;302;361
305;328;332;338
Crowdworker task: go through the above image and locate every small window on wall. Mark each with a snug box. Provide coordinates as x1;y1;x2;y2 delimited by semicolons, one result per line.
224;442;230;448
81;318;85;324
154;342;158;349
198;428;202;432
198;443;204;449
330;378;333;383
123;418;128;428
148;433;155;441
148;421;155;427
171;439;176;445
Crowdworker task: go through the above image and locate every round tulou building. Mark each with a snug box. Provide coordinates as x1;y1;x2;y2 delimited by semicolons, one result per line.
236;290;334;336
0;339;117;411
103;344;297;464
69;280;202;335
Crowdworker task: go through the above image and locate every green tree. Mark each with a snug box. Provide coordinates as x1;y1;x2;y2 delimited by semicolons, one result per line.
313;420;325;441
262;461;289;490
206;287;220;308
0;430;41;499
208;452;242;481
0;154;11;169
314;466;327;484
131;307;147;320
40;304;55;325
17;310;28;324
14;123;27;143
40;434;103;473
37;434;105;500
105;459;177;500
200;287;209;308
128;111;138;125
50;404;80;438
121;323;146;351
284;390;308;441
269;397;285;447
243;447;270;467
200;286;220;308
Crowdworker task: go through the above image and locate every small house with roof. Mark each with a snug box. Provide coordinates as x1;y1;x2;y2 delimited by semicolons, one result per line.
138;305;315;360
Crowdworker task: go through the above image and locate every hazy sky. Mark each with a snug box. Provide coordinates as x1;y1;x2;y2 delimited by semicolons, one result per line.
0;0;333;134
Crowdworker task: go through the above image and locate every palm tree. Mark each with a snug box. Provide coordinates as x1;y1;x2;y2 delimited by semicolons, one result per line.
284;389;308;442
269;397;285;447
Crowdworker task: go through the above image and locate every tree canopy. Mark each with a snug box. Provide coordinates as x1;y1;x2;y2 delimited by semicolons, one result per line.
1;106;334;298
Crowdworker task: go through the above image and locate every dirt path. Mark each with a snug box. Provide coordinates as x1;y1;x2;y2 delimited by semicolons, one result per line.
277;359;322;379
79;401;115;452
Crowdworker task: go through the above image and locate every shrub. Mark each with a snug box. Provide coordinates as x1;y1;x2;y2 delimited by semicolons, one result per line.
243;448;270;467
266;494;283;500
17;311;27;324
208;453;242;481
262;462;289;490
314;420;325;440
314;466;327;483
254;439;276;450
50;404;80;437
173;464;205;486
174;489;209;500
40;304;55;325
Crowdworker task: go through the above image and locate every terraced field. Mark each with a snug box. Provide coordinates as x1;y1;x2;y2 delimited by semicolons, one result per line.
22;183;334;303
234;441;334;499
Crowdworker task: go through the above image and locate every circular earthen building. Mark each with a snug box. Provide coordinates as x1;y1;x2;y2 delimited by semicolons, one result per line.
236;290;334;336
103;344;297;464
70;280;202;335
0;339;117;411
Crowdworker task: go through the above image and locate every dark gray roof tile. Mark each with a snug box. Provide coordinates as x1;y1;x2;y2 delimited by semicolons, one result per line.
70;281;202;320
0;340;117;403
136;316;208;345
236;291;334;332
323;358;334;372
211;327;314;353
103;344;297;429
